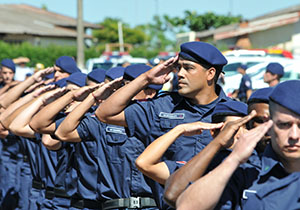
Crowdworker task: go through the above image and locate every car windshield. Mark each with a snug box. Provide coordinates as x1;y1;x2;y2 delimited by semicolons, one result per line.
93;62;113;70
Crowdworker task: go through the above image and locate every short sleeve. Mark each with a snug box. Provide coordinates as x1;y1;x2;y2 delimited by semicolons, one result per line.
124;100;155;141
164;160;185;174
76;116;100;141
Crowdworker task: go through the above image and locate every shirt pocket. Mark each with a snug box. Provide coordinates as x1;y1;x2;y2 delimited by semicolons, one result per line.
105;127;128;164
159;118;184;130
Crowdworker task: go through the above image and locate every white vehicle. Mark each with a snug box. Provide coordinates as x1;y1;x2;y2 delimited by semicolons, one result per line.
250;60;300;89
223;50;266;57
221;57;296;95
86;55;148;73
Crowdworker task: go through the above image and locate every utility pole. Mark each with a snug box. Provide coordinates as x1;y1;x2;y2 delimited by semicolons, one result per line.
77;0;84;69
118;21;124;52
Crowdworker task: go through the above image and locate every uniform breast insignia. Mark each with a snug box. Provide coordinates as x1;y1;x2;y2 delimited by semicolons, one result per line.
159;112;185;119
242;189;257;199
106;126;126;135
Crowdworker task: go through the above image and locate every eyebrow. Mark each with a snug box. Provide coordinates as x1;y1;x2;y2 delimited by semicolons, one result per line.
181;62;196;67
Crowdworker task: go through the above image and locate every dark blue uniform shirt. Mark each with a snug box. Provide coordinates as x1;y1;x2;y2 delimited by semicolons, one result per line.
237;74;252;100
76;114;154;201
216;144;292;209
124;85;228;209
124;85;228;162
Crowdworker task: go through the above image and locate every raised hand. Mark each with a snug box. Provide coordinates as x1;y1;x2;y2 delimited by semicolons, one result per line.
215;110;257;149
92;77;123;102
32;67;55;82
179;121;224;137
32;84;56;98
40;87;66;105
145;56;179;85
72;84;101;102
24;80;46;93
231;120;273;164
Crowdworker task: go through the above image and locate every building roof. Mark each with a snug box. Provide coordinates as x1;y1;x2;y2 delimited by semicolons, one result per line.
193;4;300;41
0;4;100;38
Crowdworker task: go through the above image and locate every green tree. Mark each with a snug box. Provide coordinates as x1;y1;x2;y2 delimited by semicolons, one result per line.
92;18;147;45
164;11;242;32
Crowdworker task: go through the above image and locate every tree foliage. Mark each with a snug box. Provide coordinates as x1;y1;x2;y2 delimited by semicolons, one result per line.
92;18;147;45
92;11;242;58
164;11;242;32
0;41;99;67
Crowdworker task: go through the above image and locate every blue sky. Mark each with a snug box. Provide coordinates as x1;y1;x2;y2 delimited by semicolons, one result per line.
1;0;300;26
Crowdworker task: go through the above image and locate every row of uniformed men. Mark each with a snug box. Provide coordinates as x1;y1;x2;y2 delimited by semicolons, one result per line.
0;41;298;210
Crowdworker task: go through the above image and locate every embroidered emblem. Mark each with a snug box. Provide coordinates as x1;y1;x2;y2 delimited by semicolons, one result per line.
242;189;257;199
159;112;185;119
106;126;126;135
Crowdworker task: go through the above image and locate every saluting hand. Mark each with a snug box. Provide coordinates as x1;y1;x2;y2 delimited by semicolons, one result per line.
145;56;179;85
230;120;273;164
72;84;100;102
179;121;224;137
92;77;123;103
32;84;56;98
32;67;55;82
40;87;66;105
215;110;257;149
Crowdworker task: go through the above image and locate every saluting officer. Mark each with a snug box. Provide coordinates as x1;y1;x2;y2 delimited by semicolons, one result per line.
55;64;160;210
176;80;300;210
96;41;229;209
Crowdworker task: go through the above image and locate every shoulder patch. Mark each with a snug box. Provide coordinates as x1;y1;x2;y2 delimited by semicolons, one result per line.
245;81;251;88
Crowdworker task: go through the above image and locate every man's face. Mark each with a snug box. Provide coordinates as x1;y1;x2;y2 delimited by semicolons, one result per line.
271;104;300;161
54;65;70;82
176;59;209;99
263;71;277;83
248;103;270;153
1;67;14;84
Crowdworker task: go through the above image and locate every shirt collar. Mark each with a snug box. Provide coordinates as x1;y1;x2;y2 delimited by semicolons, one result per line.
174;84;229;109
260;144;282;176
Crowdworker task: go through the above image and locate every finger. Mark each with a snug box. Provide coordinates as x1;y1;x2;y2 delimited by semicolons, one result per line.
164;57;176;67
196;122;224;130
235;110;257;127
244;120;273;144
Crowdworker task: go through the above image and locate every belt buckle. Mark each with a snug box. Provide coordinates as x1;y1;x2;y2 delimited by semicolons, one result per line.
129;197;140;208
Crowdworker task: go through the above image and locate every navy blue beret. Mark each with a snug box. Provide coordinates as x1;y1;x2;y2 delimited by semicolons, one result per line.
124;64;162;90
212;100;248;122
269;80;300;115
55;56;81;74
53;78;67;88
66;72;87;87
106;67;125;80
44;72;55;80
266;62;284;76
1;58;16;72
87;68;106;83
247;87;274;105
239;64;248;70
179;41;227;69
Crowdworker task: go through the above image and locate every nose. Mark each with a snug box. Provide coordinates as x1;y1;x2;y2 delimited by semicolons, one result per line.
289;124;300;140
177;67;185;78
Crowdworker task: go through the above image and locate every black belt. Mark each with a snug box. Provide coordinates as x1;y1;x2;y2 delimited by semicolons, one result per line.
23;155;29;162
32;180;45;190
70;198;102;209
102;197;157;209
54;187;70;199
9;153;18;160
45;187;55;200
